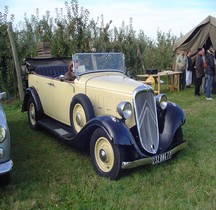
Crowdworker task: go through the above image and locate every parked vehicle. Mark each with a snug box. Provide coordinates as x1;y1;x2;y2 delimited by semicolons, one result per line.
0;92;13;185
22;53;186;180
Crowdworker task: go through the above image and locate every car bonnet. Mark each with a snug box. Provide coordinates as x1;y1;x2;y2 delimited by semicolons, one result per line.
85;73;149;94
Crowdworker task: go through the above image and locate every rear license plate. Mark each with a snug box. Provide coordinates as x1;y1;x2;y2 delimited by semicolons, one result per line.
152;151;172;165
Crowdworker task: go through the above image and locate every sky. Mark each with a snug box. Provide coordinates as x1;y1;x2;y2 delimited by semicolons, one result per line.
1;0;216;39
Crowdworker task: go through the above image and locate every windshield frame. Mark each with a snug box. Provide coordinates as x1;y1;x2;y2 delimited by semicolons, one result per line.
72;52;126;77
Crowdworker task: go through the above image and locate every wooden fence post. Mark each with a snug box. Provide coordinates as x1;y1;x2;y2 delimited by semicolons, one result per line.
7;23;24;100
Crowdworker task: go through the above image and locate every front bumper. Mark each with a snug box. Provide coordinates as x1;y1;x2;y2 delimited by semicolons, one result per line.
0;160;13;175
121;141;187;169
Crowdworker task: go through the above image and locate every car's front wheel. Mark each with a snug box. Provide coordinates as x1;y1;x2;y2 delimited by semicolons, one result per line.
90;128;125;180
27;96;39;130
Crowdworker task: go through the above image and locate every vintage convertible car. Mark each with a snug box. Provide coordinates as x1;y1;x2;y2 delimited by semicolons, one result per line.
0;92;13;185
22;53;186;180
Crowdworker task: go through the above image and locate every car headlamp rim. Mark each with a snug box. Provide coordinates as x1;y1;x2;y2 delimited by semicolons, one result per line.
117;101;132;120
0;125;6;142
156;94;168;110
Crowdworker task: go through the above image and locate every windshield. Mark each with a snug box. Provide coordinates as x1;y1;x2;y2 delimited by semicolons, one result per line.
73;53;125;76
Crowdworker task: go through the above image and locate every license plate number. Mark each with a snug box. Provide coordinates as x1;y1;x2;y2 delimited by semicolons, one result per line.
152;152;172;165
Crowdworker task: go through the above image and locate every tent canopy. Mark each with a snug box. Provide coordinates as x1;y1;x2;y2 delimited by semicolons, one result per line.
173;15;216;57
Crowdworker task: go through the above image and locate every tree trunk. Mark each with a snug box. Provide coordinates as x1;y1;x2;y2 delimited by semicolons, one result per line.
7;23;24;100
137;45;145;74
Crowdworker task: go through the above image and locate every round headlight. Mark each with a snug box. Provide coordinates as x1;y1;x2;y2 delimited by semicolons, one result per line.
156;94;168;110
117;101;132;120
0;125;6;142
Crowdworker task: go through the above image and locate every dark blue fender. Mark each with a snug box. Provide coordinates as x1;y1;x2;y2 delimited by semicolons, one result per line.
158;102;185;152
72;116;137;148
21;87;43;115
93;116;135;145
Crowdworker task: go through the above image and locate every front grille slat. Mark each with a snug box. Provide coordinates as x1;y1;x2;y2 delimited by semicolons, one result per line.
134;89;159;154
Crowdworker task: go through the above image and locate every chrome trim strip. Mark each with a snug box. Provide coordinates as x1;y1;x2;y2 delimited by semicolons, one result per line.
133;86;151;98
121;141;187;169
0;159;13;174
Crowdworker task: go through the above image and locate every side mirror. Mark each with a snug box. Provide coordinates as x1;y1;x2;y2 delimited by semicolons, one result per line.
59;75;65;82
0;92;6;101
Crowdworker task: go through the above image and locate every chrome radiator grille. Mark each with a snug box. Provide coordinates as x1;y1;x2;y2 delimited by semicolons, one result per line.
133;89;159;154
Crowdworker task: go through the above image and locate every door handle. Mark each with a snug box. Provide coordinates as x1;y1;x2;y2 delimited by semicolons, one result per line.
47;82;54;86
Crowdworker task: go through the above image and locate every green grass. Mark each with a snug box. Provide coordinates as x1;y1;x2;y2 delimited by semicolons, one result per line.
0;87;216;210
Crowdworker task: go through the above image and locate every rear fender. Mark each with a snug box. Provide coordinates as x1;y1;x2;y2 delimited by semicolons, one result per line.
22;87;43;115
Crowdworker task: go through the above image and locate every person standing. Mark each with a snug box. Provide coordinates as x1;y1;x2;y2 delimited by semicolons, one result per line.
176;50;187;90
201;48;207;93
205;46;215;100
194;48;205;96
186;50;193;87
212;53;216;95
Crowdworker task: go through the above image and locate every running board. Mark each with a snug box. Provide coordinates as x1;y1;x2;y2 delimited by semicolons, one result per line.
38;118;76;141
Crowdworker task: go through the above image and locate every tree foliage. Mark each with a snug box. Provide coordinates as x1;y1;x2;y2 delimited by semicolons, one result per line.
0;6;17;96
0;0;177;97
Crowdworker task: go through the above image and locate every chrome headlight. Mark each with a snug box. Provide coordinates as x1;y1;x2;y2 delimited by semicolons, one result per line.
156;94;168;110
0;125;6;142
117;101;132;120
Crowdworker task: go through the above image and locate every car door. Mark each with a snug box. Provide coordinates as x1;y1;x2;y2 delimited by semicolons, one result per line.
35;75;55;118
51;79;76;125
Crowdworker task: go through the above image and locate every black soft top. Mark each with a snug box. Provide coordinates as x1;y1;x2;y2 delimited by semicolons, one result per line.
24;57;71;70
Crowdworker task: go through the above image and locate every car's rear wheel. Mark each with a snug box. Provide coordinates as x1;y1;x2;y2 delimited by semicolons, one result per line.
27;96;39;130
70;94;95;134
90;128;125;180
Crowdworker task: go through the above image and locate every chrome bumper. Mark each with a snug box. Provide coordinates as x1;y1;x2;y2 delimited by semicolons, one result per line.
0;160;13;174
121;141;187;169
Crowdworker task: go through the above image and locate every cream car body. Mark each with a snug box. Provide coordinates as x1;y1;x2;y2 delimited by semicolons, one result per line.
22;53;186;180
28;72;137;128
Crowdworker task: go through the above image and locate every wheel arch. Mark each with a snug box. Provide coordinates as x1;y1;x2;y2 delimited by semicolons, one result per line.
69;93;95;133
79;116;135;147
22;87;43;115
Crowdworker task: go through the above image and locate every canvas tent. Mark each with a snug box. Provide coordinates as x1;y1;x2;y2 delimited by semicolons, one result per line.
173;15;216;62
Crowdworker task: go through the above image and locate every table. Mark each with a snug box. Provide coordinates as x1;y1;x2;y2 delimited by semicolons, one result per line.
137;71;182;94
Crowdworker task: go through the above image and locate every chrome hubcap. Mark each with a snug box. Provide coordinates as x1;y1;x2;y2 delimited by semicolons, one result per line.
99;149;107;162
76;113;82;126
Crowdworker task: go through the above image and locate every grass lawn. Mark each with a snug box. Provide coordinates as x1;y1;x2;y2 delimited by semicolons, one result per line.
0;86;216;210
